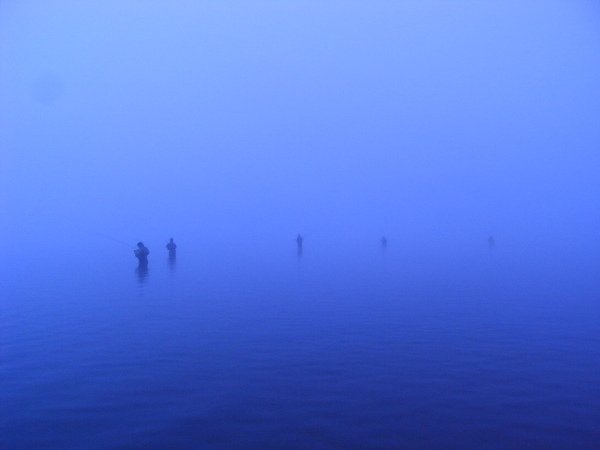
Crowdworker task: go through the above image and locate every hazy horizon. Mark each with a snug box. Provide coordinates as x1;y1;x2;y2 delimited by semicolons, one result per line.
2;0;599;262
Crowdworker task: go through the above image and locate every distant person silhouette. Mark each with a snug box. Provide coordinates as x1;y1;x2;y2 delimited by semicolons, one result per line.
134;241;150;267
488;235;495;249
296;234;303;257
166;238;177;257
381;236;388;249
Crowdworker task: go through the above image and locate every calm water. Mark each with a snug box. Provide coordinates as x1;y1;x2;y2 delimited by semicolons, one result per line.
1;242;599;449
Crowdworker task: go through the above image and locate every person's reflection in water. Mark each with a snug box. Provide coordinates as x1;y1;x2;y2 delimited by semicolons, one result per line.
168;252;176;271
135;265;149;283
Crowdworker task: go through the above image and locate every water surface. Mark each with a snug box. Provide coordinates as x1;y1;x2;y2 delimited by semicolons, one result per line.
2;242;599;448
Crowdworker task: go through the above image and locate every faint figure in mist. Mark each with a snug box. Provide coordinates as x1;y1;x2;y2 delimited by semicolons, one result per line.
167;238;176;271
296;234;303;257
381;236;388;249
488;235;495;249
134;241;150;267
166;238;177;258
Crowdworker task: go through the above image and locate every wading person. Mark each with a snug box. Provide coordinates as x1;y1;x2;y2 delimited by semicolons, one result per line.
134;242;150;267
166;238;176;257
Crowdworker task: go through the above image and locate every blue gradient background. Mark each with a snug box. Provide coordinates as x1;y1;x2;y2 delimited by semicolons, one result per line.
1;1;599;448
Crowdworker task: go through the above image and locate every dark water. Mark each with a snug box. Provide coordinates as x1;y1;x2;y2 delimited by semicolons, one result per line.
2;243;599;449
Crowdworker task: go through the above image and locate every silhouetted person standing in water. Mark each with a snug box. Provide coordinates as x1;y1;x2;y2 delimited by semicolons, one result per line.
381;236;388;249
134;242;150;267
166;238;177;258
296;234;303;257
488;235;495;249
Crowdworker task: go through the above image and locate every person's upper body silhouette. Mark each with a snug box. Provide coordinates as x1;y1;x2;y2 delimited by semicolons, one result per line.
166;238;177;255
134;242;150;266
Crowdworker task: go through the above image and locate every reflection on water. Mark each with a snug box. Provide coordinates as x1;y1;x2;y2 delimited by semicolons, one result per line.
1;247;599;449
135;265;148;283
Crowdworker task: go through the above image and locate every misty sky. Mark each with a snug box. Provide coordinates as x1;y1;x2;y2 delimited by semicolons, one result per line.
1;1;599;255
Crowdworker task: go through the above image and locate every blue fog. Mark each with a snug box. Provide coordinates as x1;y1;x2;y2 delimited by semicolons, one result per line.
1;1;599;448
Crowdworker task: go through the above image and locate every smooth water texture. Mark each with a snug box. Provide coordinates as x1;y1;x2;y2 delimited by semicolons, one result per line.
1;242;599;449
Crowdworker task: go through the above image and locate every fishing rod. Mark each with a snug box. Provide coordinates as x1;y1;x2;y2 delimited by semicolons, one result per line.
91;231;134;248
